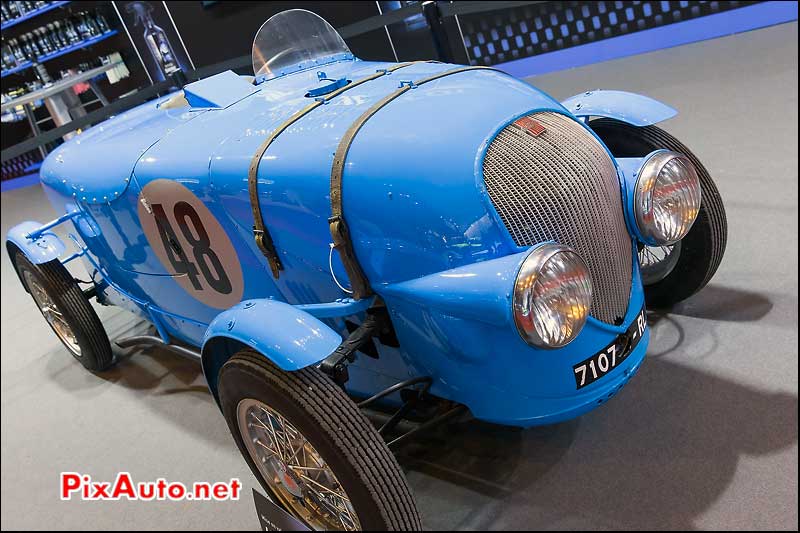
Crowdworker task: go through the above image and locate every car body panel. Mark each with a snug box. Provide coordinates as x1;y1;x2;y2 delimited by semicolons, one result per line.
202;298;343;370
343;67;564;285
182;70;258;109
6;220;67;264
380;248;646;423
561;89;677;126
9;53;660;426
39;95;208;202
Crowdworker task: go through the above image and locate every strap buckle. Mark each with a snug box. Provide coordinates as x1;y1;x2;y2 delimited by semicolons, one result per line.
328;215;343;226
252;225;283;278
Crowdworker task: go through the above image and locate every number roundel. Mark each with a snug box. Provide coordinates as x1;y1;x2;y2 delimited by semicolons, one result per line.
138;179;244;309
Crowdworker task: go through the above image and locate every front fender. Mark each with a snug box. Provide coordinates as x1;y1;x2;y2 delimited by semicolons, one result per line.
561;89;677;126
6;220;66;265
201;299;342;402
379;250;530;328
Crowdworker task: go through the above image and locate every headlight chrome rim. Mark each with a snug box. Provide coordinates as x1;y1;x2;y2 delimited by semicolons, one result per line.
634;150;702;246
513;243;593;349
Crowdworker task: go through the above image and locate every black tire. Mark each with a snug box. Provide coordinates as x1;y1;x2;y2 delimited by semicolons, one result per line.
218;349;422;531
13;249;113;371
589;118;728;307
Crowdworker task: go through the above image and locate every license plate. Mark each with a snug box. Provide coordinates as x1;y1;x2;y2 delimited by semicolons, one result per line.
572;306;647;390
253;488;310;531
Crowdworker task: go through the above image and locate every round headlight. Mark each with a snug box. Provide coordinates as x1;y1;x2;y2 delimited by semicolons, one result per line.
634;151;702;245
513;244;593;349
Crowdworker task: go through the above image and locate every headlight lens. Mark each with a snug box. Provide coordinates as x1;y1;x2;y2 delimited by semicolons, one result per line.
513;244;592;349
634;151;702;245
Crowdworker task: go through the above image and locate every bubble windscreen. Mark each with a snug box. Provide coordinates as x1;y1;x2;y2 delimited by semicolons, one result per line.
483;112;633;324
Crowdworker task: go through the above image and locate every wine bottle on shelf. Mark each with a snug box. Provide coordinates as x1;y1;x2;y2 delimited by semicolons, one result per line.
7;2;20;18
126;1;180;80
83;12;100;37
51;21;69;49
63;17;80;45
32;29;45;55
19;33;37;61
8;39;21;64
34;28;53;55
95;10;111;33
73;13;88;40
46;22;63;49
2;44;15;70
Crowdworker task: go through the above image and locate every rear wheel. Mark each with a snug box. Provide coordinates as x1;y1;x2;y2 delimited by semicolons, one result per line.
218;349;422;531
13;249;113;371
590;118;728;307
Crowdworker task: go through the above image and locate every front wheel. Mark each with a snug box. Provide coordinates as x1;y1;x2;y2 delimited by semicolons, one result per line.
590;118;728;307
13;249;113;371
218;349;422;531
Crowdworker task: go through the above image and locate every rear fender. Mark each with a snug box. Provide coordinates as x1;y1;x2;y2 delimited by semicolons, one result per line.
561;90;677;126
201;299;343;403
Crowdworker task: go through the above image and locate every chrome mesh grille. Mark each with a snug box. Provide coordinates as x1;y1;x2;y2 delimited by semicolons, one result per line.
483;111;632;324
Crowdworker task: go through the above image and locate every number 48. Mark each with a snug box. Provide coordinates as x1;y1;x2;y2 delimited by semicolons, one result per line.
151;201;232;295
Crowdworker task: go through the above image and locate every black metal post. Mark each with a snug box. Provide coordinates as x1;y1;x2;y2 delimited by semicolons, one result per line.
422;1;455;63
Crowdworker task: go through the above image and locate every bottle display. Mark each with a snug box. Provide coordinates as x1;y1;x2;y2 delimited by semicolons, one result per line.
1;2;57;25
126;1;180;80
1;8;113;72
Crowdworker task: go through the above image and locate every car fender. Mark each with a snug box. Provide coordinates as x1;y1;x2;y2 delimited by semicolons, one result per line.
379;250;530;327
201;299;343;402
6;220;67;265
561;90;677;126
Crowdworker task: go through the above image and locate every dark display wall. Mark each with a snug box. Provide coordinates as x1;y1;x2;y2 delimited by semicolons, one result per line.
1;0;151;173
1;1;147;94
457;0;761;66
161;1;766;72
163;1;397;70
3;0;787;178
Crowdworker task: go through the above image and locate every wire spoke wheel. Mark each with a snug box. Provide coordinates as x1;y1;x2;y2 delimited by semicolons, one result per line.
237;398;361;531
638;241;682;286
22;269;81;356
12;250;113;371
589;118;727;306
220;350;421;530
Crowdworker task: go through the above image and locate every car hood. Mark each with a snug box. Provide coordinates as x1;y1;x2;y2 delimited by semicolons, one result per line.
40;93;208;202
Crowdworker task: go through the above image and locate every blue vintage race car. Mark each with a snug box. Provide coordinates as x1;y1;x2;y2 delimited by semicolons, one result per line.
6;10;726;531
